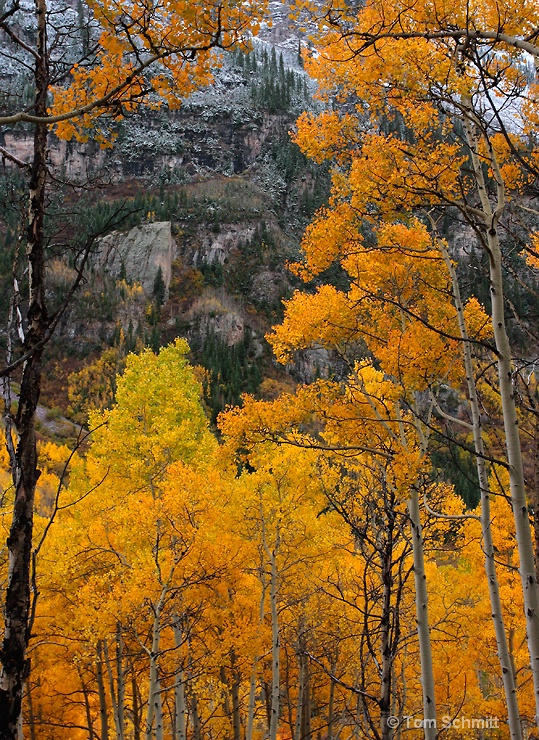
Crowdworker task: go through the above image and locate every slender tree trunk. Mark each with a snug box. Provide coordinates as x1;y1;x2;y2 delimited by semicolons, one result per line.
145;613;162;740
407;488;436;740
284;652;294;740
187;631;201;740
489;235;539;727
82;680;95;740
104;640;119;739
440;242;522;740
464;115;539;729
172;618;187;740
246;663;258;740
533;417;539;586
104;631;125;740
327;677;335;740
299;653;310;740
191;695;202;740
0;1;49;736
269;549;280;740
132;669;141;740
96;641;110;740
77;665;96;740
246;582;267;740
231;673;241;740
154;676;164;740
220;665;232;723
116;626;125;740
380;538;393;740
294;651;304;740
230;651;241;740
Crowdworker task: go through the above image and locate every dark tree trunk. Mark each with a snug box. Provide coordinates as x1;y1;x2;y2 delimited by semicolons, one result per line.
0;0;49;734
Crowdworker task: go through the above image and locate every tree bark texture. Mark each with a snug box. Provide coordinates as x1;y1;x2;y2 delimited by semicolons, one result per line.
407;487;437;740
464;115;539;730
0;0;49;733
440;242;522;739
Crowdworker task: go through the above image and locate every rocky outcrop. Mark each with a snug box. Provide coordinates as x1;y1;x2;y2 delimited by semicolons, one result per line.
193;224;258;265
96;221;177;295
185;291;246;346
293;344;331;383
2;131;109;181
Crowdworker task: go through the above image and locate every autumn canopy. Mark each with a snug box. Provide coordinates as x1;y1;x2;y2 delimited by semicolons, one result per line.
1;0;539;738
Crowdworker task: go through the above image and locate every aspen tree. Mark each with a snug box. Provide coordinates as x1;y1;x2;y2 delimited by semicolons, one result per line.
285;2;539;727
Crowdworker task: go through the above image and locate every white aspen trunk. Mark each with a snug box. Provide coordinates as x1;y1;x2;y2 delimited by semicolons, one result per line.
145;588;167;740
407;487;436;740
245;655;259;740
246;579;267;740
175;677;187;740
104;638;123;740
399;405;437;739
172;617;187;740
269;549;280;740
533;419;539;585
246;666;258;740
440;243;522;740
464;114;539;729
154;677;164;740
145;657;156;740
488;230;539;728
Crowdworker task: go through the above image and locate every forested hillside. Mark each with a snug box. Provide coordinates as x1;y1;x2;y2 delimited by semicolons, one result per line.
1;0;539;739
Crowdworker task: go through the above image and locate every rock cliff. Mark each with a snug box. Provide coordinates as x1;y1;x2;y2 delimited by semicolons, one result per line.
96;222;177;296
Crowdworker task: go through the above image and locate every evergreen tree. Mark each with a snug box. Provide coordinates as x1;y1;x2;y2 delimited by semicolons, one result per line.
153;266;166;307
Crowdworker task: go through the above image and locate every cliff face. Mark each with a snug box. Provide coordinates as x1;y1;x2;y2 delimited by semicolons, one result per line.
2;45;311;182
96;222;177;295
